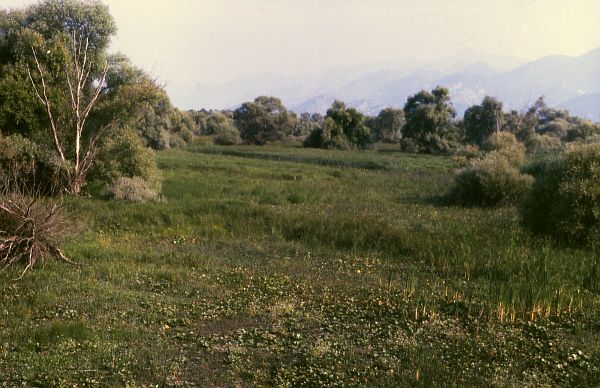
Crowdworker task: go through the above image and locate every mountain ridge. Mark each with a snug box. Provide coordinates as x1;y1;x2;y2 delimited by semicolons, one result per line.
190;48;600;121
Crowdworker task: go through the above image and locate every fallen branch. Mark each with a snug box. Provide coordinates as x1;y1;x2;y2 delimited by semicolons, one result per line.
0;192;75;279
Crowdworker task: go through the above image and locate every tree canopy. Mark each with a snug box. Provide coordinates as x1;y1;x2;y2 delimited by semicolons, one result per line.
0;0;168;195
233;96;298;145
402;86;457;154
462;96;504;145
304;100;371;149
367;108;404;143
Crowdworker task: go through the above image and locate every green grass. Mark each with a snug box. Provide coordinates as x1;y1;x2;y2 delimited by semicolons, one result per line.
0;145;598;386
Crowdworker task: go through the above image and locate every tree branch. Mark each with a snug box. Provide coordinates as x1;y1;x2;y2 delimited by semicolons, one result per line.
28;46;66;162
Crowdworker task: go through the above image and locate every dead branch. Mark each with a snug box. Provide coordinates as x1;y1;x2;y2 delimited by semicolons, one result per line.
1;169;76;278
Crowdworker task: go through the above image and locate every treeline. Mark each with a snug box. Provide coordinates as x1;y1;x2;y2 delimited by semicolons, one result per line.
195;88;600;154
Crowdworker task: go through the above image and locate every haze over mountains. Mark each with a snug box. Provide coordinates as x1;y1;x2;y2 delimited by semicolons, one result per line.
191;48;600;122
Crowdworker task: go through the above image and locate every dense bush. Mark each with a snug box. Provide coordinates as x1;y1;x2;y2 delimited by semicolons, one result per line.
452;144;481;167
234;96;298;145
0;134;69;194
448;154;534;207
87;129;162;195
482;132;527;167
213;123;242;145
447;132;533;207
402;87;458;154
304;101;371;150
303;118;353;150
525;133;562;154
521;142;600;244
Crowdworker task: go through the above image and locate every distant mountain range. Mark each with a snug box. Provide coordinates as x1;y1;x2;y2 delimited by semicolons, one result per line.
189;48;600;122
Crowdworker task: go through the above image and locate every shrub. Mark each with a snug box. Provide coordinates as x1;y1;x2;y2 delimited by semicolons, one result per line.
303;122;352;150
453;144;481;167
108;176;160;202
0;134;69;194
521;142;600;244
447;154;534;207
525;133;562;155
400;137;420;153
447;131;533;207
213;124;242;145
482;131;527;167
88;129;162;195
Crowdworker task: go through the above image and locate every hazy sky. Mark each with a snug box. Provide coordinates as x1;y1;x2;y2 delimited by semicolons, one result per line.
2;0;600;108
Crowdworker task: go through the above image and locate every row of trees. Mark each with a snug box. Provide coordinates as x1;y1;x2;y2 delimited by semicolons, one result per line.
191;96;404;148
199;88;599;153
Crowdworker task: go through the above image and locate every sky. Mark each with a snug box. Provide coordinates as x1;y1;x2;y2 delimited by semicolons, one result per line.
2;0;600;109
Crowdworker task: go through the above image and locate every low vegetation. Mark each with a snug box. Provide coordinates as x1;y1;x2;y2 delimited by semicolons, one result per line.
0;146;598;386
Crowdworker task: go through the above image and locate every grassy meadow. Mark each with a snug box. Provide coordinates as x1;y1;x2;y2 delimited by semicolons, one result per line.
1;144;599;386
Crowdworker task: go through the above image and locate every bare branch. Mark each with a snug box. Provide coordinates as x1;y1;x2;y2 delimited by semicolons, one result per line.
28;46;66;162
81;61;108;126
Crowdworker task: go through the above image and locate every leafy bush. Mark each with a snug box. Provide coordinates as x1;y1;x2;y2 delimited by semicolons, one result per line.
88;129;162;195
213;123;242;145
0;134;69;194
447;132;533;206
521;142;600;244
452;144;481;167
303;119;353;150
402;87;458;154
399;137;420;153
447;154;534;207
482;131;527;166
303;101;371;150
108;176;160;202
525;133;562;155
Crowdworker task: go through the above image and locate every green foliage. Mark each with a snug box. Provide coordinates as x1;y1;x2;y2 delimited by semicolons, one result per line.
0;66;45;137
402;86;458;154
463;96;505;145
205;112;232;135
102;54;189;150
213;121;241;146
0;134;68;194
234;96;298;145
304;100;371;149
525;133;562;154
482;131;528;166
367;107;404;143
538;118;571;139
452;144;481;167
521;142;600;244
87;129;162;194
448;155;534;207
448;132;533;207
295;112;323;138
567;121;600;142
0;1;164;194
